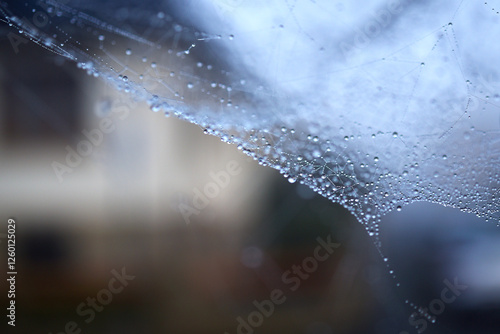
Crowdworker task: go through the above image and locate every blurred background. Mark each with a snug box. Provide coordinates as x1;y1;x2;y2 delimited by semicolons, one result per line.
1;11;500;334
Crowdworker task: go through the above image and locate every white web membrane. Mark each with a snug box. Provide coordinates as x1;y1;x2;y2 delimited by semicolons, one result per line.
1;0;499;323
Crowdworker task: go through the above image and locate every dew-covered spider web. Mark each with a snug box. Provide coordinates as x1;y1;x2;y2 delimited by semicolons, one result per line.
1;0;499;312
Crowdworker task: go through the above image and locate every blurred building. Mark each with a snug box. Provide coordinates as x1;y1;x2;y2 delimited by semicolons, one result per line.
0;31;396;334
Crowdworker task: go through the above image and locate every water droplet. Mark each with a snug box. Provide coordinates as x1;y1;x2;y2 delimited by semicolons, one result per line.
94;98;112;117
187;83;193;89
125;48;132;55
288;177;297;183
392;132;398;138
98;35;105;41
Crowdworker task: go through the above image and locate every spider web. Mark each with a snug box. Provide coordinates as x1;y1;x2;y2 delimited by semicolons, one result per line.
2;0;500;329
1;0;499;274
